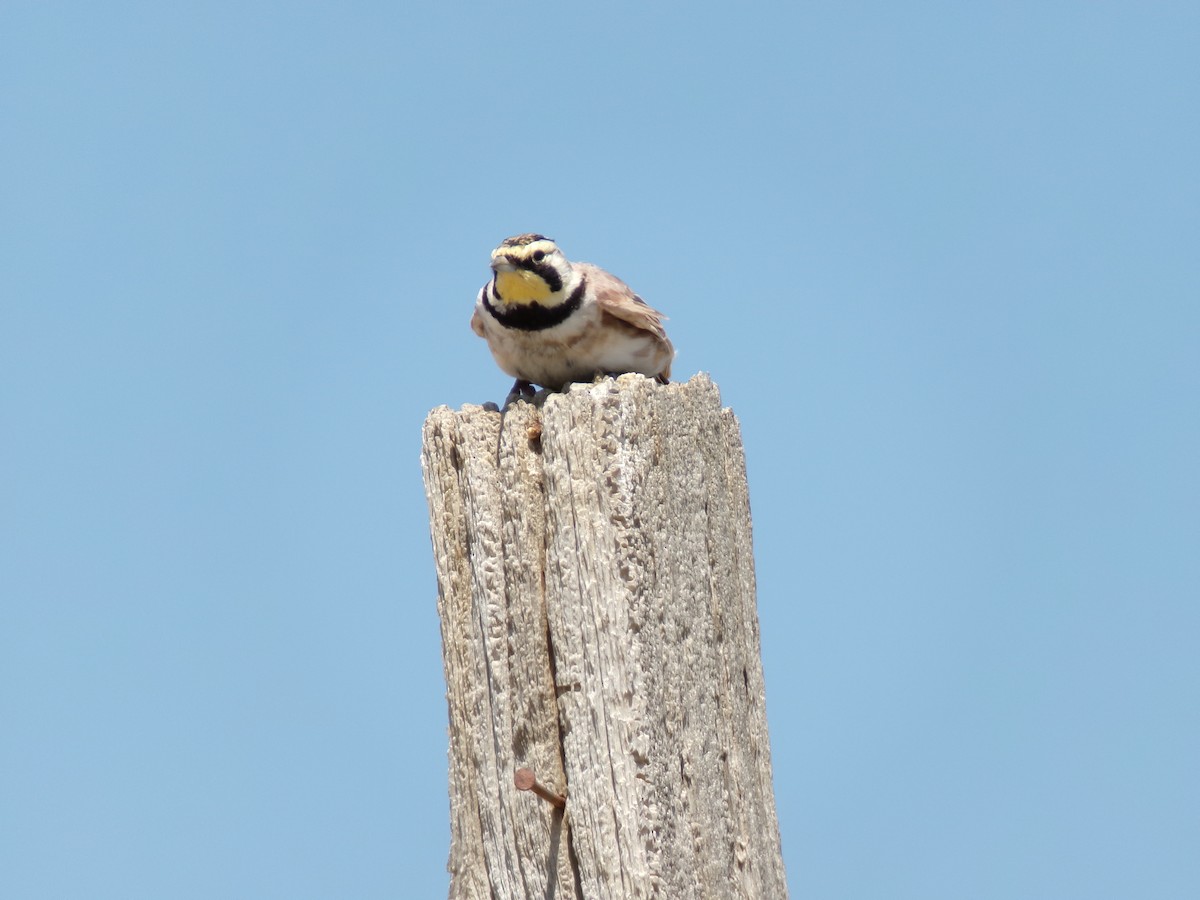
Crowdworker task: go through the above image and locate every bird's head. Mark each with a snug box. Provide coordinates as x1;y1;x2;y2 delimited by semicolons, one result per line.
489;234;572;306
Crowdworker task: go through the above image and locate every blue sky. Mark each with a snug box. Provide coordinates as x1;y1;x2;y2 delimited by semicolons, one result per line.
2;2;1197;897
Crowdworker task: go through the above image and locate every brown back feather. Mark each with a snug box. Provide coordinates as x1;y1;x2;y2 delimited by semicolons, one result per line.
577;263;671;342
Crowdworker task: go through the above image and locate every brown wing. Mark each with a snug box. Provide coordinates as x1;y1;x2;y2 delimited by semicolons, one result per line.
578;263;670;341
578;263;675;380
470;287;487;336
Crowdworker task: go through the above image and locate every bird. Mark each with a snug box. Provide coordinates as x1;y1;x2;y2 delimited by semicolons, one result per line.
471;234;675;406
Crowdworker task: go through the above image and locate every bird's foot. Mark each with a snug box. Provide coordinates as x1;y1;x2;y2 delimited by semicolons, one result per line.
503;379;538;408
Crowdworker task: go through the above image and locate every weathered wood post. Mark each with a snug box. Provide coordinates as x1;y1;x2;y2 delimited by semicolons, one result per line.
421;374;787;899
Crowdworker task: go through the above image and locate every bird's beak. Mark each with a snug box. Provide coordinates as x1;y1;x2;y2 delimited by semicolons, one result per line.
490;255;517;273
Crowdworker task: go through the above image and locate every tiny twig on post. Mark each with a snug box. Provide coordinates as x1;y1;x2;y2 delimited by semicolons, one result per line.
514;768;566;808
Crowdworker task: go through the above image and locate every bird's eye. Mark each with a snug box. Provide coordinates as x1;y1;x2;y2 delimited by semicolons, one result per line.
532;249;546;262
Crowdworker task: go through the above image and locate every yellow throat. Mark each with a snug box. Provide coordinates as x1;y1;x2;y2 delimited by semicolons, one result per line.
495;268;553;305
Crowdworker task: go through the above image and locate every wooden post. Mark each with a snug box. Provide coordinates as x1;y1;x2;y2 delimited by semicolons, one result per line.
421;374;787;900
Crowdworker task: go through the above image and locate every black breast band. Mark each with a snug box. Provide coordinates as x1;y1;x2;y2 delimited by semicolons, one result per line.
483;276;587;332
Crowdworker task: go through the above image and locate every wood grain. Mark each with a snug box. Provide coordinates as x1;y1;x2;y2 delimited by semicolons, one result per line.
422;374;786;899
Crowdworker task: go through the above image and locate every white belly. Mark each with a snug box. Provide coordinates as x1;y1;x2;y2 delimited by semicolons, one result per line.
479;303;667;388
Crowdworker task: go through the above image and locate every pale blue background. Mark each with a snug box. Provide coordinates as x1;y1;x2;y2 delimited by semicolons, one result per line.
3;2;1197;897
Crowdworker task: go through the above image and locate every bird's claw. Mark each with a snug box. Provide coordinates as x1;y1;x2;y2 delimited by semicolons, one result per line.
503;379;537;409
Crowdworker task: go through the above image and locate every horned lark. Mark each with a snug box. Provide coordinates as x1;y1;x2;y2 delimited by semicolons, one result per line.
471;234;674;405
